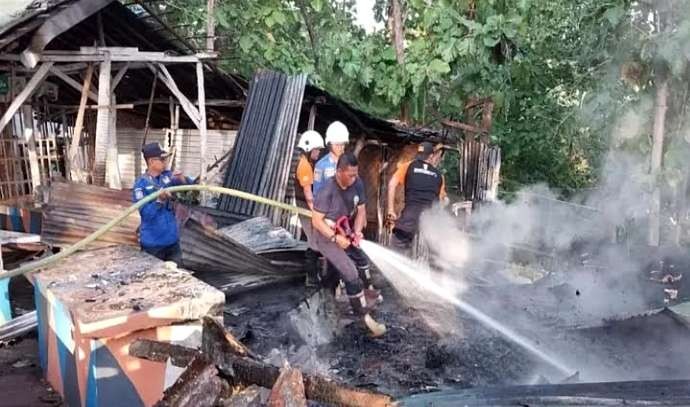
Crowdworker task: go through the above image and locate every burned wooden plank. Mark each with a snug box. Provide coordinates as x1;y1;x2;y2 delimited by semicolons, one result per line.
132;339;394;407
267;366;306;407
154;356;223;407
202;316;257;359
129;339;198;367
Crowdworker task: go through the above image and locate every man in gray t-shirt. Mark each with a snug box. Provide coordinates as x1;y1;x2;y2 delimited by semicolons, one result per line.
311;153;386;337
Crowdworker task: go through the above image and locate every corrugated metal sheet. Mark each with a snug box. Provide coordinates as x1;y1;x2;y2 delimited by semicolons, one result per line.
181;218;304;296
42;183;300;293
42;182;140;248
180;218;277;274
116;128;236;188
219;217;307;254
218;71;306;227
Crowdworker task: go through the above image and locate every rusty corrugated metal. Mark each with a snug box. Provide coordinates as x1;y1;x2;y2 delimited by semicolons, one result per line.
181;219;304;296
42;182;139;248
180;218;278;274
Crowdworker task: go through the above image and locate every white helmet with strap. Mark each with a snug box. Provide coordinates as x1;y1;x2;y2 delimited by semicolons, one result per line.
297;130;324;152
325;121;349;144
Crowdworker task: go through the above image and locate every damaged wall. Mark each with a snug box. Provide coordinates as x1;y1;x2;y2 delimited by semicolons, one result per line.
117;128;237;188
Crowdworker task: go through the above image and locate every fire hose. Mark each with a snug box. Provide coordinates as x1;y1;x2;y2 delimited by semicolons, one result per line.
2;185;312;280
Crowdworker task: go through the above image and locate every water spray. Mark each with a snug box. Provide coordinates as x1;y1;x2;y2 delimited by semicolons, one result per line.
7;184;574;377
359;239;574;377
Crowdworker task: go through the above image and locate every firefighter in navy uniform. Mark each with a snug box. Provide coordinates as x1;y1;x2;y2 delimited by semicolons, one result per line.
132;143;193;263
386;142;448;252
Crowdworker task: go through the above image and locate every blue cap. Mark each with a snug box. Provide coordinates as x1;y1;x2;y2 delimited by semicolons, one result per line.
142;143;169;159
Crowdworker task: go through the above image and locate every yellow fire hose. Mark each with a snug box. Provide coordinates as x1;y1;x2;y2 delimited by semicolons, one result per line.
2;185;312;280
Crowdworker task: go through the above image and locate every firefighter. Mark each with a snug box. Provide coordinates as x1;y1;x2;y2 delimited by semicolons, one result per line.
311;152;386;336
294;130;325;287
386;141;449;253
313;121;349;197
133;143;193;263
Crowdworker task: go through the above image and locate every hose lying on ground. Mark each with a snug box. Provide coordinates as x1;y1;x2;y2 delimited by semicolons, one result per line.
3;185;312;280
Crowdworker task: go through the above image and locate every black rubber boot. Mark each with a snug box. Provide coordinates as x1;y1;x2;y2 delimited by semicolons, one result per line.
348;291;386;337
357;265;383;305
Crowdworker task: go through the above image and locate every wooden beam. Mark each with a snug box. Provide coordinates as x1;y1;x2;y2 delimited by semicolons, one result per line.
197;61;208;189
110;62;130;92
68;63;94;183
20;0;114;68
150;63;201;126
441;119;488;134
0;62;53;136
21;105;41;189
7;51;216;65
94;57;112;186
127;98;244;108
48;66;98;102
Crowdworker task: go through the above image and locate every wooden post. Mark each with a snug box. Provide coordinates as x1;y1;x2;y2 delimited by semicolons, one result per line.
21;105;41;191
69;63;94;183
197;62;208;204
94;55;111;186
106;92;121;189
308;104;316;130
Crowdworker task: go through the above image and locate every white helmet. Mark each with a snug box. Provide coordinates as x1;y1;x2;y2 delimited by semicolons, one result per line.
325;121;349;144
297;130;324;152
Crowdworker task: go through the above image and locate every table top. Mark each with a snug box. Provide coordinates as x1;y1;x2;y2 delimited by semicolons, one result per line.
33;245;224;338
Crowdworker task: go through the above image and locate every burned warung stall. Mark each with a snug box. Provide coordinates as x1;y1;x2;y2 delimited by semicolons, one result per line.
0;1;689;407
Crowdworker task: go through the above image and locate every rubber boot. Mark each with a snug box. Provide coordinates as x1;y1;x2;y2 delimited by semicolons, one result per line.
304;248;320;289
348;292;386;337
357;266;383;305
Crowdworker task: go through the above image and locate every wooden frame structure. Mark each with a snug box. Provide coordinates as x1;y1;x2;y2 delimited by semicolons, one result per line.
0;0;247;199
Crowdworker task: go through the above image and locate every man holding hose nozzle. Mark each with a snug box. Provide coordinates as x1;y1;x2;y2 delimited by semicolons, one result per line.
311;152;386;337
133;142;193;264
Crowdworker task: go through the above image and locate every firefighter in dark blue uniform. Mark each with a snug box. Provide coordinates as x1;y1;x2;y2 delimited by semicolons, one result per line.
132;143;192;263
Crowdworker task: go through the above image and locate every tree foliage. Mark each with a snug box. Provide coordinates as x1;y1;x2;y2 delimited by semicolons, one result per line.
157;0;690;196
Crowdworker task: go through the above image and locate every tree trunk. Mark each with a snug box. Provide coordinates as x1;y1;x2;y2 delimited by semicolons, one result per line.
648;76;668;247
388;0;407;122
206;0;215;52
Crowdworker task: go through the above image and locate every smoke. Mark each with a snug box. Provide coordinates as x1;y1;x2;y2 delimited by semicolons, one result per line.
382;93;690;382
